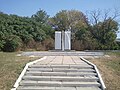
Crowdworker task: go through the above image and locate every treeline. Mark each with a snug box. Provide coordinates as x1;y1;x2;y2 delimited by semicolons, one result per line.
49;10;120;50
0;9;120;52
0;10;54;52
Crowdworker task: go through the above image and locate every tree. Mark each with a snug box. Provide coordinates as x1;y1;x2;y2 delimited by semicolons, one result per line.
0;8;120;51
89;9;120;50
0;10;54;52
31;9;54;40
74;26;98;50
50;10;89;47
50;10;88;32
31;9;49;24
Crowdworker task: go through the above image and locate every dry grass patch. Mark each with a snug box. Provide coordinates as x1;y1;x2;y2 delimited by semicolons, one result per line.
0;52;41;90
86;52;120;90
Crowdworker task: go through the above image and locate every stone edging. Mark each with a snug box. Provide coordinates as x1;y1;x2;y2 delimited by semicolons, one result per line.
80;57;106;90
11;56;47;90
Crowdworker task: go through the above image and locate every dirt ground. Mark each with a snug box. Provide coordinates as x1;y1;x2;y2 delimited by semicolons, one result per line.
85;53;120;90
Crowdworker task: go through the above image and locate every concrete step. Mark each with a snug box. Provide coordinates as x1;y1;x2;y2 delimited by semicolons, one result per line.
62;81;100;87
14;56;104;90
23;76;99;82
26;71;97;76
20;80;100;87
52;68;95;72
27;68;53;72
67;72;97;76
17;86;56;90
27;68;95;72
29;65;93;69
26;71;67;76
17;86;101;90
69;65;93;69
76;87;101;90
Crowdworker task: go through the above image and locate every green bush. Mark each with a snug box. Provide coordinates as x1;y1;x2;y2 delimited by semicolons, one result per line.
0;40;5;51
2;35;22;52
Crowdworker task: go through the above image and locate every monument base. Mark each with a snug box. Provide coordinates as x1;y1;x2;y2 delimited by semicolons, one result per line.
49;50;76;52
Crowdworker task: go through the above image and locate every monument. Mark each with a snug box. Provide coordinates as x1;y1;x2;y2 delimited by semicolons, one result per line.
55;31;71;51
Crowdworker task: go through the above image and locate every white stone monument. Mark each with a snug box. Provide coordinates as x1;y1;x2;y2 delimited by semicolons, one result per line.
65;31;71;50
55;31;61;50
55;31;71;51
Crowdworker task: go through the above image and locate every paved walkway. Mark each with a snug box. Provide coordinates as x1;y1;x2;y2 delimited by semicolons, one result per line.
15;56;104;90
36;56;89;65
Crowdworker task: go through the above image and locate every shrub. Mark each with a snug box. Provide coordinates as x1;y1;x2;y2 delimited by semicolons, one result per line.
2;35;22;52
42;37;54;50
0;40;5;51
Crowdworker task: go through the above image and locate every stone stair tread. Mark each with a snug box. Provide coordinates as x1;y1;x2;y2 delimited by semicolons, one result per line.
17;86;101;90
29;65;51;68
53;68;95;72
61;82;100;87
23;76;98;81
55;87;76;90
76;87;101;90
67;72;97;76
26;71;97;76
17;86;56;90
26;71;67;76
20;80;100;87
27;68;53;72
27;68;95;72
14;56;105;90
69;65;93;68
29;65;93;68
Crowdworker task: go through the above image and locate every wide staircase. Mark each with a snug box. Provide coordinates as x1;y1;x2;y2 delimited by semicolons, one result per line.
17;56;103;90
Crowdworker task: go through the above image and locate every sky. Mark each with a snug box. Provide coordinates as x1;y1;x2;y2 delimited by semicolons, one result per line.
0;0;120;38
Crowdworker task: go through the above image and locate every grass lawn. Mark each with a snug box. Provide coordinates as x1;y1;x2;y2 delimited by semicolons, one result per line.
0;51;120;90
87;52;120;90
0;52;41;90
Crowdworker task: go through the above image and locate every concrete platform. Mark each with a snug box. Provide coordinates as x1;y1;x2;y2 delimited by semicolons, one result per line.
36;56;92;65
21;51;104;56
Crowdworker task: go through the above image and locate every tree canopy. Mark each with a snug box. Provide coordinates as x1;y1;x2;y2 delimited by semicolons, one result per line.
0;9;119;52
0;10;54;51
